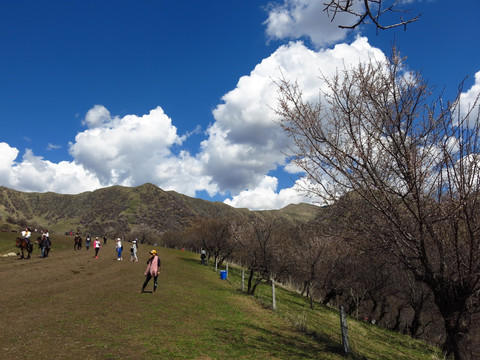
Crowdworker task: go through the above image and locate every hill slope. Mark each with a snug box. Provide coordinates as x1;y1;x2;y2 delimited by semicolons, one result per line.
0;233;441;360
0;184;319;234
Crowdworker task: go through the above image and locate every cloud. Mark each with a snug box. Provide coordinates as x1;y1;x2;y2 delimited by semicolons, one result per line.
152;150;219;197
223;175;315;210
0;143;19;186
70;106;186;185
67;105;219;197
0;36;441;210
0;143;102;194
82;104;112;128
203;36;385;196
47;143;61;150
0;36;386;207
264;0;360;48
459;70;480;126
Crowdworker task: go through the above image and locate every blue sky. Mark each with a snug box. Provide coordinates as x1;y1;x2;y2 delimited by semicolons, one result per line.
1;0;479;210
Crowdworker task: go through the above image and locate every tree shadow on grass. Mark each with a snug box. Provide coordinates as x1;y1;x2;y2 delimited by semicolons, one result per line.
181;257;209;267
213;322;364;359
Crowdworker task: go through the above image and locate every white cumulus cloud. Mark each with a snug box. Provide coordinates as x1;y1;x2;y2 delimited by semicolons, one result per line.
82;104;112;128
459;71;480;127
5;35;468;210
264;0;360;48
0;143;102;194
204;36;384;198
223;175;316;210
0;37;389;209
70;106;186;186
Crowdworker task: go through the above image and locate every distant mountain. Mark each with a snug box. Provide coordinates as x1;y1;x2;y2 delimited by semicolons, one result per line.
0;184;319;234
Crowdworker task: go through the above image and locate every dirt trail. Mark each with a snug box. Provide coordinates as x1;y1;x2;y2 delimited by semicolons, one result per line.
0;240;324;360
0;241;155;359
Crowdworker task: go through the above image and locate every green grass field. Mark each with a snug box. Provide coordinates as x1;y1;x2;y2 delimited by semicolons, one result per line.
0;232;442;359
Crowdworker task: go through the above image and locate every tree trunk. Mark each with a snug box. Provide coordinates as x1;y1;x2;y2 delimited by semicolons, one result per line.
377;297;388;324
300;280;309;297
440;309;466;360
432;286;469;360
322;288;339;306
391;306;403;332
369;298;379;322
250;277;262;296
247;268;255;295
309;293;315;310
407;308;422;338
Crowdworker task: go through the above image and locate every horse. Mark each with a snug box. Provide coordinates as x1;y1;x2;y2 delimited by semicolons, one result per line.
74;236;82;251
15;237;33;259
35;236;43;251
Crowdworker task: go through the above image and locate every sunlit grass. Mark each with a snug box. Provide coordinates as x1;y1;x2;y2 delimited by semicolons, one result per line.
0;234;442;359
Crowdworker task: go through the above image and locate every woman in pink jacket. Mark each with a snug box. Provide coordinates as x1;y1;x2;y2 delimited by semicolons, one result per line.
141;250;161;293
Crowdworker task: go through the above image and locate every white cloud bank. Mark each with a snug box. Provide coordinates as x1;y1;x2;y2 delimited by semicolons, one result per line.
0;37;389;209
1;37;479;209
0;143;102;194
2;0;478;210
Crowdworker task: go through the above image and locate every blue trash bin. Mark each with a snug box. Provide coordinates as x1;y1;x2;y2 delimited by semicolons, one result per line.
220;270;227;280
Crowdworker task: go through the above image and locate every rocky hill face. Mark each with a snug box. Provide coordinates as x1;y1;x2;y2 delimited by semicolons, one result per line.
0;184;319;235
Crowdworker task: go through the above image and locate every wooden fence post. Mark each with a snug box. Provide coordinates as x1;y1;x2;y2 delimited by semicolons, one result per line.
339;305;350;355
272;277;277;311
241;269;245;292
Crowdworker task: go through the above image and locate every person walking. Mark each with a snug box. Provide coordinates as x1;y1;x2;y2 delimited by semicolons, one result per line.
94;237;102;258
85;235;91;250
116;238;123;260
130;240;138;262
41;229;51;258
141;250;161;293
74;229;82;250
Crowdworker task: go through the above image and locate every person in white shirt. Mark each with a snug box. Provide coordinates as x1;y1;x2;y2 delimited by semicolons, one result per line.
21;227;32;245
130;240;138;262
94;237;102;258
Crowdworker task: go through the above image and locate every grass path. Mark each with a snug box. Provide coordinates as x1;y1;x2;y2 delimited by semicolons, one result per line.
0;239;329;359
0;234;442;359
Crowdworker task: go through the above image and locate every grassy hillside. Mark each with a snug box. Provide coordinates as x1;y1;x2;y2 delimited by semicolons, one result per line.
0;232;441;360
0;184;319;235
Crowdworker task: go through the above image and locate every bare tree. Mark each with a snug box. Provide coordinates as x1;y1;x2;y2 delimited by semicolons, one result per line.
231;218;291;296
289;223;340;309
161;229;184;248
188;217;234;267
276;50;480;359
130;224;159;245
324;0;420;31
395;271;435;339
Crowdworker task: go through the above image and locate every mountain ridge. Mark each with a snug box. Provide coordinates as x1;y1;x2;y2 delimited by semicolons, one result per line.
0;183;319;235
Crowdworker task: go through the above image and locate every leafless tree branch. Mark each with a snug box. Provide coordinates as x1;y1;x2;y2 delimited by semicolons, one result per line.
324;0;420;31
276;49;480;359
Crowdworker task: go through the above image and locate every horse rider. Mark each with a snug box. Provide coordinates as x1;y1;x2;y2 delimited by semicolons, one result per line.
21;227;32;246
